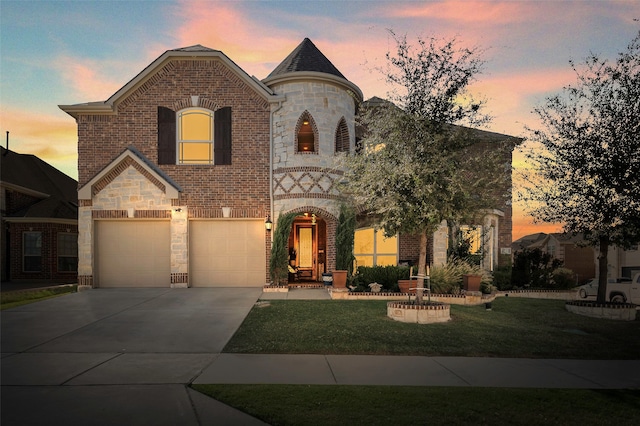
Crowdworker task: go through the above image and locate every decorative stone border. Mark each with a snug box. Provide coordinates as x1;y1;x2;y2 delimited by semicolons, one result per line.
565;300;637;321
329;290;495;306
387;301;451;324
263;285;289;293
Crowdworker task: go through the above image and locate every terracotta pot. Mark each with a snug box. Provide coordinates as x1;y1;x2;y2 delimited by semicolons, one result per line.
463;274;482;292
398;280;416;294
332;270;348;288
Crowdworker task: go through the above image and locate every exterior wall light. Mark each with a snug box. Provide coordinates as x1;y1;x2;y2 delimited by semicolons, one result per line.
265;215;273;231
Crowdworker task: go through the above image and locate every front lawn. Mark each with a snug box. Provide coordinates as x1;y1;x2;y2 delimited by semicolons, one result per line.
0;285;77;310
224;298;640;359
193;385;640;426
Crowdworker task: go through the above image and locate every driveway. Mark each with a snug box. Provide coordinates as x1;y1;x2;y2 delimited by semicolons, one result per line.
1;288;266;426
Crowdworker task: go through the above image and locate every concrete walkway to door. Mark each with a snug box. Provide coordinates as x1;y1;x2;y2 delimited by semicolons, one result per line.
1;288;267;426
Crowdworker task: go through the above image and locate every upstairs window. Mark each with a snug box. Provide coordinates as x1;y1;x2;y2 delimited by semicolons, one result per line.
335;118;350;153
158;106;231;165
296;112;317;153
178;108;214;164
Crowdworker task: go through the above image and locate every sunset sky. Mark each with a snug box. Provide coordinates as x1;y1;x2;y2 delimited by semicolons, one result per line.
2;0;638;241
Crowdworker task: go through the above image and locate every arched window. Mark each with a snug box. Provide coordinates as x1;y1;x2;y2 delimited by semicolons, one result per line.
296;112;317;153
334;118;350;153
178;108;214;164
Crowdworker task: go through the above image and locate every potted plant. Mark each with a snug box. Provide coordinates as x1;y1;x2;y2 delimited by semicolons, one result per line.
333;204;355;288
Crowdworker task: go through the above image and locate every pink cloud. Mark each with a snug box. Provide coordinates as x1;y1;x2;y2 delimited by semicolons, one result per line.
386;0;538;24
1;105;78;177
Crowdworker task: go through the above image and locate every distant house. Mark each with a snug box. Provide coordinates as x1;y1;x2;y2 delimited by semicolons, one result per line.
0;147;78;283
513;232;597;283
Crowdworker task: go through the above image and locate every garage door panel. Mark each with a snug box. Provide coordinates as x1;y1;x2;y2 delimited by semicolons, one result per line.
190;220;265;287
96;221;170;288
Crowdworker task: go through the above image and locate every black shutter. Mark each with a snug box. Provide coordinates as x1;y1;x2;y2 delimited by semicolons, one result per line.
214;107;232;165
158;106;176;165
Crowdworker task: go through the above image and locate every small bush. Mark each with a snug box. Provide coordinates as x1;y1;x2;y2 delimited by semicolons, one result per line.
551;268;575;289
493;265;513;291
352;265;410;292
429;259;491;294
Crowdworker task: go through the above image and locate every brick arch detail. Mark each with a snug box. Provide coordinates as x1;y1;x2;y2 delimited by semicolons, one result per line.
281;206;338;272
294;111;319;154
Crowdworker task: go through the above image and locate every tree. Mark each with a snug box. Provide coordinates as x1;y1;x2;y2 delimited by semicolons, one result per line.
521;30;640;303
335;203;356;274
269;212;297;286
341;32;515;303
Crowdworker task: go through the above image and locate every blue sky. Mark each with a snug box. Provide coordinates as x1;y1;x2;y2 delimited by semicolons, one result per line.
1;0;639;239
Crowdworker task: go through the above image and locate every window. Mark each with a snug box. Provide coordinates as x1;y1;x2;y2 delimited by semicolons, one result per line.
23;232;42;272
459;225;483;255
297;112;316;153
354;227;398;267
335;118;350;153
178;108;214;164
157;106;232;165
58;233;78;272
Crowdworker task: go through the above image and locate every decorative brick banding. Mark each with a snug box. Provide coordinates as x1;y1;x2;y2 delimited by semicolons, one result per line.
92;210;128;219
387;301;451;324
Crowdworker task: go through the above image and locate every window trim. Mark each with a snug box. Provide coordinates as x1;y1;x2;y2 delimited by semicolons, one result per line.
177;107;215;165
295;111;318;154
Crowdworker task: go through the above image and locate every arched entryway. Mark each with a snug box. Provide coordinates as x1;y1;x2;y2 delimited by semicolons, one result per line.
285;208;337;282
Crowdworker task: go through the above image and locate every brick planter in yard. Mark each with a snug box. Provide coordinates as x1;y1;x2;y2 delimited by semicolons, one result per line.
565;300;637;321
387;301;451;324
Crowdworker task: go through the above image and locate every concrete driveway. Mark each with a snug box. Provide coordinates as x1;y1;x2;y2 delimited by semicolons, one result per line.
1;288;266;426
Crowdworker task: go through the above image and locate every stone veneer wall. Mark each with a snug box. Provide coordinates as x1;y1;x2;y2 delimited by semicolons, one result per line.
269;79;357;272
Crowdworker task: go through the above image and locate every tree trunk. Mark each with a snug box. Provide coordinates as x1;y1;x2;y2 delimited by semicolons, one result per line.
596;235;609;303
415;230;428;304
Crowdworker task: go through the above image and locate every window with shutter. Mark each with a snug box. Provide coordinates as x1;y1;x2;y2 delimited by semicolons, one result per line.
178;108;214;164
158;106;176;164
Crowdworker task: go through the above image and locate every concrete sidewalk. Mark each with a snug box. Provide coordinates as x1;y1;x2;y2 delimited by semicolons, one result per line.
194;354;640;388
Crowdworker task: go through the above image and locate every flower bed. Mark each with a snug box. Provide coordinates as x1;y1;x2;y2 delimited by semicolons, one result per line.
565;300;637;321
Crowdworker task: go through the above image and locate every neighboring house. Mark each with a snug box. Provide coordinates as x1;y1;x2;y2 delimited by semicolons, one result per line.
513;232;596;283
60;39;516;289
0;146;78;283
597;243;640;280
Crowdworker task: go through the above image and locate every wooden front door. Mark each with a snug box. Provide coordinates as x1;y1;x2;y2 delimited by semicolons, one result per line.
295;225;316;280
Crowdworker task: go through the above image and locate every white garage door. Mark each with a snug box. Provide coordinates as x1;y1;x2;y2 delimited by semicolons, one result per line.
95;220;171;287
190;220;266;287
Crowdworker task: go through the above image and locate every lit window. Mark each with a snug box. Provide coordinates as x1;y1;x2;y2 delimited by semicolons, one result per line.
178;108;213;164
354;227;398;267
297;113;315;153
58;233;78;272
460;225;483;254
23;232;42;272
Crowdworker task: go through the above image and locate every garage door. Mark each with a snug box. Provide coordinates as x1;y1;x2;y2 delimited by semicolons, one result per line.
190;220;265;287
95;221;170;287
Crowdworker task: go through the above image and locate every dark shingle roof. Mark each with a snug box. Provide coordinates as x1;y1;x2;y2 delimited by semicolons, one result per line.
267;38;346;79
0;146;78;220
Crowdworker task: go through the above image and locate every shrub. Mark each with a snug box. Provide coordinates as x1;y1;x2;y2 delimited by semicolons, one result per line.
493;265;513;291
429;258;491;294
551;268;575;289
352;265;410;292
512;248;562;288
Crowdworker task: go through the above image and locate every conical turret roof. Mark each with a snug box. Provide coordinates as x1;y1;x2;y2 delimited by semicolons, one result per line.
267;38;346;79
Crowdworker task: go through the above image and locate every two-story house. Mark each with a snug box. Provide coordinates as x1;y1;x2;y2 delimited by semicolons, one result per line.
60;38;514;289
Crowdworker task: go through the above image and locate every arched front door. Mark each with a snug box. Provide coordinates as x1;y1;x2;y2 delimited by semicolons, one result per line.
289;214;326;281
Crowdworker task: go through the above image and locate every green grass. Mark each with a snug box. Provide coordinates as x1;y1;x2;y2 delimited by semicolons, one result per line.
224;298;640;359
0;285;77;310
192;385;640;426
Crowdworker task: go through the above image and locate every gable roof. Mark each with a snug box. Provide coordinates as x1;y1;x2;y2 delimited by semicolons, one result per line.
59;45;283;118
268;38;346;79
0;147;78;220
78;146;181;200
